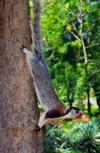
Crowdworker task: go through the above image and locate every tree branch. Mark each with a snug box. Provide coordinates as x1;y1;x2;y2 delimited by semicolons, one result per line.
68;30;81;42
65;8;77;17
47;51;55;61
43;0;56;7
86;43;100;49
72;23;80;36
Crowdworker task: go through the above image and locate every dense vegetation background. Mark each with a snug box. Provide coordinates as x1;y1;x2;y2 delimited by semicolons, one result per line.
30;0;100;152
40;0;100;118
40;0;100;152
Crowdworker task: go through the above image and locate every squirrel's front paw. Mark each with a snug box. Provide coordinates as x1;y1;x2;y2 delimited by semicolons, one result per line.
35;125;41;132
21;45;26;50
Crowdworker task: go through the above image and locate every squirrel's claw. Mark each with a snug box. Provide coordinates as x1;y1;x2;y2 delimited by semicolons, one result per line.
35;125;41;132
21;45;26;50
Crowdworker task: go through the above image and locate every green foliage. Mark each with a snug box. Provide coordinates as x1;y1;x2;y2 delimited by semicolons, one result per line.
40;0;100;109
44;120;100;153
72;120;100;153
75;103;99;116
44;123;68;153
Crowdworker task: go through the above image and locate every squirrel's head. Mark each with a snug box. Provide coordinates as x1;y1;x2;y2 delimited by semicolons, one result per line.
65;107;83;119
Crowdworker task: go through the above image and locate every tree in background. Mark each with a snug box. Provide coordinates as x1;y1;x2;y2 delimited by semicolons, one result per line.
0;0;44;152
41;0;100;116
64;0;100;116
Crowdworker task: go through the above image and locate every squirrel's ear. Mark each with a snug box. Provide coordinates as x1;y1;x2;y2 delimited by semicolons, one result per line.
68;107;72;112
65;107;72;115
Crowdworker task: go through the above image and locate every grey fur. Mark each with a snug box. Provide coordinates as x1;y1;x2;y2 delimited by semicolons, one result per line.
29;51;62;110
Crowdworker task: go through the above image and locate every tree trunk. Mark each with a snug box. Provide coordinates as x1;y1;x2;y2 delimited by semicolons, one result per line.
97;98;100;114
81;38;91;118
0;0;44;152
87;88;91;118
93;87;100;114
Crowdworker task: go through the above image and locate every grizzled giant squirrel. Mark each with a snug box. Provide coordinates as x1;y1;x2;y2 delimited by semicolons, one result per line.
21;0;83;132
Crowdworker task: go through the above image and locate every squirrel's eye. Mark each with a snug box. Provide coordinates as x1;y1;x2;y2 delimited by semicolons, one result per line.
76;110;79;113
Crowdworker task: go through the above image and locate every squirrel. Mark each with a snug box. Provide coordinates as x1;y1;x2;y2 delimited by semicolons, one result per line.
21;0;83;132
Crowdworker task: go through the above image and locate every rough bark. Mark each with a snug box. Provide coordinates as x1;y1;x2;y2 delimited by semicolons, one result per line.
0;0;44;152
